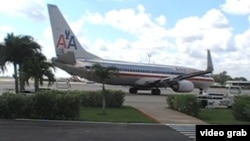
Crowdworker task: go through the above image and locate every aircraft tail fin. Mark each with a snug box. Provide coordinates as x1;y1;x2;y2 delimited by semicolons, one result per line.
47;4;100;60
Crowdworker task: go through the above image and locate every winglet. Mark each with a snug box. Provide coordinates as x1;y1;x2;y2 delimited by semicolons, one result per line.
156;49;214;85
206;50;213;73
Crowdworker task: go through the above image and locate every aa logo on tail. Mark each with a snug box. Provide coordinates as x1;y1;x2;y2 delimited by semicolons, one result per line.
56;29;77;50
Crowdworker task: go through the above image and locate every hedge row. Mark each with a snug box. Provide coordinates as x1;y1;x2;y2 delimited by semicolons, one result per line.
44;90;125;108
232;95;250;121
166;95;200;117
0;90;125;120
79;90;125;108
0;92;81;120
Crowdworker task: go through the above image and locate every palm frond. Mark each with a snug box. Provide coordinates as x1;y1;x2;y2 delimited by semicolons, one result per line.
91;63;119;83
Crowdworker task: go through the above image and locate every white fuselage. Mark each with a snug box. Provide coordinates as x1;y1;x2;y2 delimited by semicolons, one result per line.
53;58;214;90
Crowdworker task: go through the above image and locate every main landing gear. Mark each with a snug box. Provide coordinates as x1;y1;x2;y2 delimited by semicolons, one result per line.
129;87;138;94
129;87;161;95
151;88;161;95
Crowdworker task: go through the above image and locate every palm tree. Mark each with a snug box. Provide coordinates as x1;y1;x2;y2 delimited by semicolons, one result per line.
0;44;7;72
0;33;41;93
91;63;119;114
19;37;42;92
22;52;56;92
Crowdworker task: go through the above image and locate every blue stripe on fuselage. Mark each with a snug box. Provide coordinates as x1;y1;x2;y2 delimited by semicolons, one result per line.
78;59;210;78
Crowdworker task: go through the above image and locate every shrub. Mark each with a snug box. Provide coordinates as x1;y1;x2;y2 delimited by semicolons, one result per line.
166;95;200;117
0;91;81;120
78;90;125;108
232;95;250;121
54;94;81;120
0;95;8;118
0;90;125;120
31;91;57;119
0;93;35;119
83;91;103;107
105;90;125;108
199;99;208;108
166;95;175;109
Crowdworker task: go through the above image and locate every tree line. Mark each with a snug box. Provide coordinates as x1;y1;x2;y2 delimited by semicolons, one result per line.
212;71;248;85
0;33;55;93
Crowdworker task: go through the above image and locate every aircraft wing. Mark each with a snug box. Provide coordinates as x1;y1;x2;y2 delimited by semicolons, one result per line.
138;50;213;87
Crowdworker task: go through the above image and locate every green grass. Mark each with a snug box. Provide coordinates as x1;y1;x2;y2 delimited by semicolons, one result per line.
198;108;250;125
79;106;157;123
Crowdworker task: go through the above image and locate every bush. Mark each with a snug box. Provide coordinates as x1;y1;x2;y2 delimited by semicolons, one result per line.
0;91;81;120
0;93;34;119
54;93;81;120
166;95;200;117
0;90;124;120
78;90;125;108
105;90;125;108
31;91;57;119
199;99;208;108
166;95;175;109
82;91;103;107
33;90;125;108
232;95;250;121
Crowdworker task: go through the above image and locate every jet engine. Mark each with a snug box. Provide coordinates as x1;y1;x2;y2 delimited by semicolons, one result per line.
171;80;194;92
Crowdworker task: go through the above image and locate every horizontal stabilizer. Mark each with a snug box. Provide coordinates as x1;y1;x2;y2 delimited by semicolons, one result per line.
57;51;76;65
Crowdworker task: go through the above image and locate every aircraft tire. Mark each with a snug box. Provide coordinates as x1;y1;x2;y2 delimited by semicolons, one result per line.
151;89;161;95
129;88;138;94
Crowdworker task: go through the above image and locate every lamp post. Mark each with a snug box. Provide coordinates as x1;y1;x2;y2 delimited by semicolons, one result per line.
148;53;151;64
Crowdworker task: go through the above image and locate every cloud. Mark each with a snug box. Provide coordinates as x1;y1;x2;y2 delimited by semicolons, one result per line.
201;9;230;28
81;5;235;67
104;5;154;35
221;0;250;15
235;16;250;50
170;8;233;55
85;12;104;24
155;15;167;26
234;17;250;69
0;0;47;21
85;7;233;58
82;4;172;60
84;4;169;40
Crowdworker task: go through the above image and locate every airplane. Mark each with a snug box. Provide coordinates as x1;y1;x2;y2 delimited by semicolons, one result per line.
47;4;215;95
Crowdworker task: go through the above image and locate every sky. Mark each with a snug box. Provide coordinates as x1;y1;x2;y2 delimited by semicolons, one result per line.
0;0;250;80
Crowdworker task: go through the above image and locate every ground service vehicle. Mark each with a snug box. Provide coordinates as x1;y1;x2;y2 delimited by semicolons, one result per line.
197;86;242;108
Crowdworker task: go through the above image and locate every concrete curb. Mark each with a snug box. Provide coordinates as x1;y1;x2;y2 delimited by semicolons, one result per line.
14;118;159;125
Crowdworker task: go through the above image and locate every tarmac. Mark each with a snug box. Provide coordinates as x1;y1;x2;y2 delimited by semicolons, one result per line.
0;119;193;141
124;94;207;125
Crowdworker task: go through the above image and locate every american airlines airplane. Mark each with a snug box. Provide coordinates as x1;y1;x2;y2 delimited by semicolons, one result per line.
47;4;214;95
